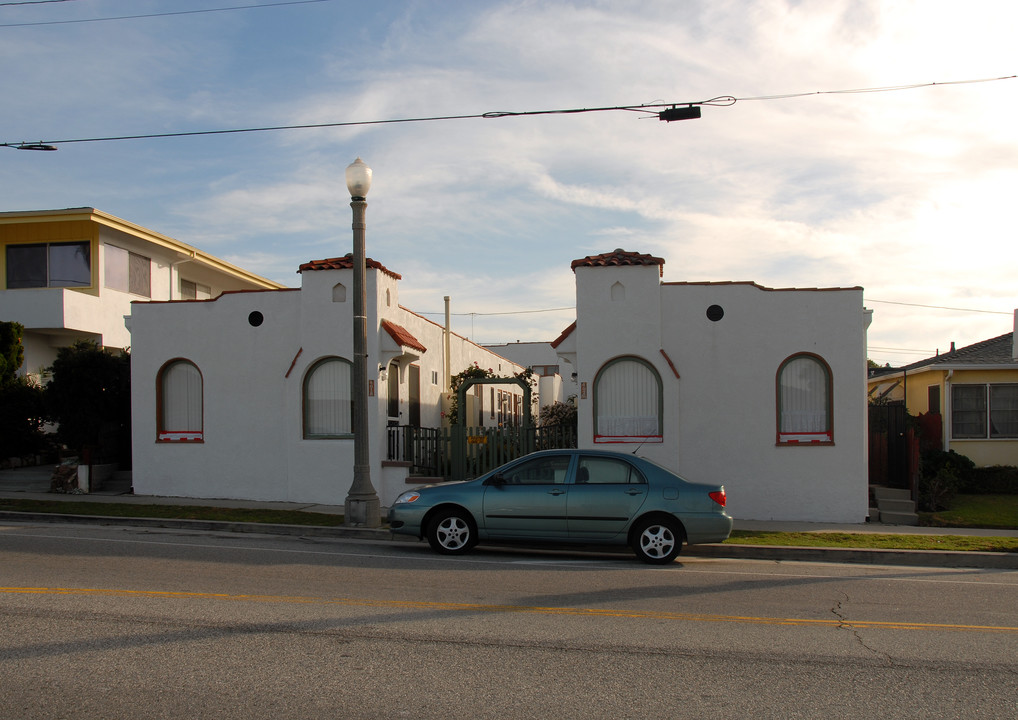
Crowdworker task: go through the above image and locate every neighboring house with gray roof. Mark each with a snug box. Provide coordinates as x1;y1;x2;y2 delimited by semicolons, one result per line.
868;312;1018;467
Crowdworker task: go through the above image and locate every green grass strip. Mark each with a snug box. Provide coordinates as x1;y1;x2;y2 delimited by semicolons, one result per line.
920;494;1018;530
727;530;1018;553
0;498;345;526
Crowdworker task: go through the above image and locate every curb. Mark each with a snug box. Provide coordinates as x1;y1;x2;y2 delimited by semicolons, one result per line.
3;511;1017;569
686;543;1018;570
0;511;393;541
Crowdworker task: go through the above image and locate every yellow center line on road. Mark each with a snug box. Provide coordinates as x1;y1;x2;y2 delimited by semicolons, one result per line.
4;586;1017;634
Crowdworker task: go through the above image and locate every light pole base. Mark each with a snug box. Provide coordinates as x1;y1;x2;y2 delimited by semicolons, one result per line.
344;496;381;528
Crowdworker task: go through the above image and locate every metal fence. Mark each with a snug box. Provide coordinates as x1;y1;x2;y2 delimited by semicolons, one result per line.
386;423;577;481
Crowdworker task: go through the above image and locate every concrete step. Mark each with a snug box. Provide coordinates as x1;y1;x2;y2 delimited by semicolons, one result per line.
872;486;911;502
878;510;919;526
877;498;917;514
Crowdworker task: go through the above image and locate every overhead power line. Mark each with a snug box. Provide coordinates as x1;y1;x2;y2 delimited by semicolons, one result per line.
0;0;79;7
2;75;1014;151
866;299;1012;315
420;297;1012;321
0;0;330;27
419;306;576;318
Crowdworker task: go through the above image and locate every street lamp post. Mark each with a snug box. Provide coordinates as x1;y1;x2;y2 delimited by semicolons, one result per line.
344;157;381;527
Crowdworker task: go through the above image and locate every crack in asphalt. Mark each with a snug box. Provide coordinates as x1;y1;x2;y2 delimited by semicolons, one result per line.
831;594;895;666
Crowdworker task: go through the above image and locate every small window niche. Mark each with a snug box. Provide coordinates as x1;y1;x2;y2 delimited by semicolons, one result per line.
610;281;626;301
332;283;347;303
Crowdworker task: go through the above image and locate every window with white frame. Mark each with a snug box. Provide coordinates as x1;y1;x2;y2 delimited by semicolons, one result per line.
952;383;1018;439
303;357;353;438
104;244;151;297
593;356;662;442
158;360;203;442
5;241;91;289
777;353;832;444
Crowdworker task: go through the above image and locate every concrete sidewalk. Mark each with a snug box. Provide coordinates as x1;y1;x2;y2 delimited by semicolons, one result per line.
2;465;1017;569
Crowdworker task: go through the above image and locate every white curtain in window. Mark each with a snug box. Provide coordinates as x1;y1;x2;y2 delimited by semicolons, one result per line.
779;356;828;433
162;361;202;432
596;360;660;437
306;359;352;436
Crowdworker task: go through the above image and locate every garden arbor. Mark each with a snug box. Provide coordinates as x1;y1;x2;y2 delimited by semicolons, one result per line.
451;377;533;482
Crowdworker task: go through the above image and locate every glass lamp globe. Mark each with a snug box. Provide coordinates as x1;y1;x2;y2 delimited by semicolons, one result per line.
345;157;372;199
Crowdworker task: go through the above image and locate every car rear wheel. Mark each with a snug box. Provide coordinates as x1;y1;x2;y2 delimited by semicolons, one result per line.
426;508;477;555
632;516;683;564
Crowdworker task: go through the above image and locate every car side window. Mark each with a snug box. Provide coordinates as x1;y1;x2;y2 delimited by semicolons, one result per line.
502;456;571;485
576;457;646;485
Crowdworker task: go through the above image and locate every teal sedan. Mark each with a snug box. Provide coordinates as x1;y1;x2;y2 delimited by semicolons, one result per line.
387;449;732;564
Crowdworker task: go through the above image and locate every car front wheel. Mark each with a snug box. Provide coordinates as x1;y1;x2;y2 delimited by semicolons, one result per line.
632;516;683;564
426;508;477;555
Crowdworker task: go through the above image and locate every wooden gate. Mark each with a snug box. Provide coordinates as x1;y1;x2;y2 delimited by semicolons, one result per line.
869;403;917;490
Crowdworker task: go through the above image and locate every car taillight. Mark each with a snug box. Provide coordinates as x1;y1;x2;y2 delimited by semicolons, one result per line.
709;489;726;508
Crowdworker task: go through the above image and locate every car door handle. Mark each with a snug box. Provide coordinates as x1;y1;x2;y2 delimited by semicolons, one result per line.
547;488;566;496
625;488;645;496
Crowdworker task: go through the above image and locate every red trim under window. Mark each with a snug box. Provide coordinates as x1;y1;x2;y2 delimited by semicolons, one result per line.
158;431;204;443
594;435;664;444
777;431;832;444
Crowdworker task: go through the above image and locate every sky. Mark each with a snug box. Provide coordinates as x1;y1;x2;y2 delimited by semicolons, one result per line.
1;0;1015;366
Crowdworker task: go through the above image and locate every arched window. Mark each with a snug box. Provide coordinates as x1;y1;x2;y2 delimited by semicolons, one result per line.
158;359;203;442
303;357;353;438
593;356;663;443
777;353;833;444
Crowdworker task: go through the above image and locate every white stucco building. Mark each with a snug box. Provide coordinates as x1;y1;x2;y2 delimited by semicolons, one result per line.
129;255;525;506
0;208;284;379
553;249;870;523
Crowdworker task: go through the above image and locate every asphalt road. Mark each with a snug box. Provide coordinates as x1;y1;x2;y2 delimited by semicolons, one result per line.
2;521;1017;719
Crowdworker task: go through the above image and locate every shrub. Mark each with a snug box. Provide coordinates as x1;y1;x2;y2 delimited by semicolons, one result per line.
539;399;577;428
918;449;974;512
0;376;49;461
964;466;1018;495
918;466;960;512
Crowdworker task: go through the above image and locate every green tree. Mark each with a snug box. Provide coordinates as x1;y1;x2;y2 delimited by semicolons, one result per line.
0;321;26;387
0;321;48;460
45;341;131;464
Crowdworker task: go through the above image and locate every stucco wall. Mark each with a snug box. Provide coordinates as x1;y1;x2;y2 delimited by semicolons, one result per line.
571;263;869;523
132;265;524;506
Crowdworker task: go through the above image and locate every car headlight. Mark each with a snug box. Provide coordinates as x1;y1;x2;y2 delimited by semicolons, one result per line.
394;491;421;505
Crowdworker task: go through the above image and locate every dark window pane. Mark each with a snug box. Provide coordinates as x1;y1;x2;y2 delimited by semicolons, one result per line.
503;456;571;484
990;384;1018;438
48;242;91;287
952;385;987;438
5;244;47;288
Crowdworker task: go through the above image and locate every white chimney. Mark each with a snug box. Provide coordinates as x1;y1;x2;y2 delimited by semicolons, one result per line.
1013;309;1018;361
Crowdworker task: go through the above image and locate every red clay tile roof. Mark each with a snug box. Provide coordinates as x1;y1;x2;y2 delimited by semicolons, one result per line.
550;321;576;349
298;254;402;280
381;319;427;353
571;248;665;277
